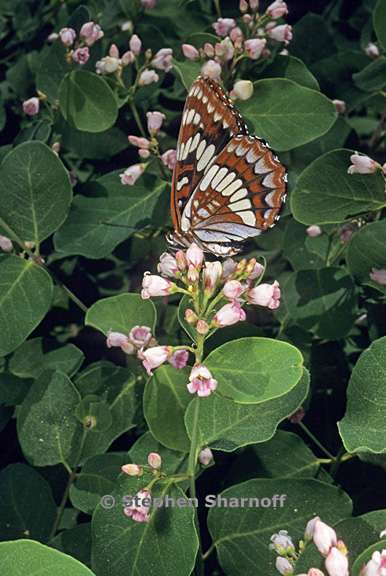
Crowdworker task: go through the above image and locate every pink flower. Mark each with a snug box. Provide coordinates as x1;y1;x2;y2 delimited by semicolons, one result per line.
304;516;320;540
22;97;39;116
139;149;150;159
248;280;281;309
129;325;152;348
270;530;295;554
129;34;142;55
146;111;165;134
325;547;348;576
147;452;162;469
215;38;234;61
307;570;324;576
0;235;13;252
213;301;246;327
128;135;151;149
223;280;245;300
96;56;120;74
139;69;159;85
267;24;293;44
199;447;213;466
245;38;267;59
203;261;223;292
196;320;210;335
121;463;142;476
239;0;248;12
306;225;322;237
266;0;288;19
212;17;236;37
109;44;120;58
124;490;151;523
370;268;386;285
348;153;379;174
182;44;200;60
365;42;380;58
289;407;305;424
157;252;178;277
106;331;135;354
141;0;157;7
59;27;76;46
201;59;222;79
72;47;90;65
186;243;204;269
141;346;171;375
141;272;173;298
152;48;173;71
176;250;187;271
248;261;264;280
161;149;177;170
230;26;244;47
120;163;145;186
80;21;104;46
275;557;293;575
249;0;259;9
332;99;346;114
361;549;386;576
121;50;135;65
313;519;337;556
231;80;254;100
187;365;218;397
184;308;198;324
203;43;215;57
169;349;189;369
47;32;59;42
187;264;199;284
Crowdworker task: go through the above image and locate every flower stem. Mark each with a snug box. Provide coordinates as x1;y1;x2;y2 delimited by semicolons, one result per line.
298;422;336;461
129;100;146;137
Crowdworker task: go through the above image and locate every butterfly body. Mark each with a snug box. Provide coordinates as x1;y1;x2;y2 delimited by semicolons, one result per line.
169;76;287;257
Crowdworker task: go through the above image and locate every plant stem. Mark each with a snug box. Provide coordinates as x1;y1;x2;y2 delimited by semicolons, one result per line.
368;105;386;150
298;422;336;461
60;283;88;313
48;470;76;540
214;0;221;17
129;100;146;137
202;542;216;560
187;399;204;576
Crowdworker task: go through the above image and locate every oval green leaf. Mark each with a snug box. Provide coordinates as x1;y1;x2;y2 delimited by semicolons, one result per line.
374;0;386;50
85;293;156;336
347;219;386;295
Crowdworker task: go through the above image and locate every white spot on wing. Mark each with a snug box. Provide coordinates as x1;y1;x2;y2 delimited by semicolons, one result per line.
264;191;276;207
186;109;195;124
208;103;214;113
216;172;236;192
177;176;189;191
196;140;206;160
246;149;259;164
200;164;219;191
230;188;248;202
193;112;201;125
221;178;242;197
262;172;276;188
214;111;222;122
197;144;216;171
230;199;251;212
254;157;269;174
189;133;201;153
211;166;228;189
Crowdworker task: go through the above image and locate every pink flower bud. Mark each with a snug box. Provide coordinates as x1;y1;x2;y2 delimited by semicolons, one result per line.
250;0;259;10
120;163;145;186
243;14;253;23
121;463;143;476
289;407;305;424
215;38;234;62
370;268;386;285
203;261;222;292
223;280;245;300
109;44;120;58
270;530;295;555
365;42;380;58
141;272;173;298
306;225;322;237
248;261;264;280
230;26;244;46
129;34;142;55
139;69;159;85
184;308;198;324
128;135;151;149
176;250;187;271
121;50;135;65
231;80;254;100
239;0;248;12
0;235;13;252
59;27;76;46
187;364;218;397
80;21;104;46
199;447;213;466
146;111;165;134
266;0;288;19
72;47;90;65
332;99;346;114
325;547;348;576
22;97;39;116
213;301;246;327
212;17;236;37
182;44;200;60
147;452;162;469
186;243;204;269
157;252;178;277
245;38;267;59
96;56;121;74
161;149;177;170
169;349;189;369
275;557;293;575
141;0;157;7
347;153;379;174
47;32;59;42
304;516;320;540
201;59;222;79
361;550;386;576
141;346;171;375
152;48;173;71
267;24;293;44
196;320;210;335
187;264;200;284
247;280;280;310
121;20;133;32
203;43;215;57
124;490;151;523
129;325;152;348
106;331;135;354
313;519;337;556
139;148;150;159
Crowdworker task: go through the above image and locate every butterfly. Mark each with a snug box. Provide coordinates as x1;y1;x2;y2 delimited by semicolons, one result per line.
167;75;287;257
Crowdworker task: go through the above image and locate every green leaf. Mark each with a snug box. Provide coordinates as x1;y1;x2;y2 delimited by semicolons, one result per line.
290;13;336;65
0;256;53;357
208;478;352;576
58;120;128;160
92;480;198;576
260;55;320;90
17;370;83;467
184;369;309;451
283;268;357;340
0;142;72;245
205;337;303;404
50;524;92;568
335;510;386;566
0;540;95;575
347;220;386;294
9;338;84;379
239;78;337;151
374;0;386;50
144;365;191;452
352;539;386;576
86;293;156;336
291;149;386;225
36;43;69;102
59;71;118;133
129;431;188;476
54;172;166;258
172;58;201;90
338;336;386;454
353;57;386;92
0;463;56;542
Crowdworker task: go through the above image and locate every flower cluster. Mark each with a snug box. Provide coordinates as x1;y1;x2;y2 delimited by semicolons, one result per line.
121;451;161;523
271;517;349;576
361;548;386;575
182;0;292;94
54;21;104;67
